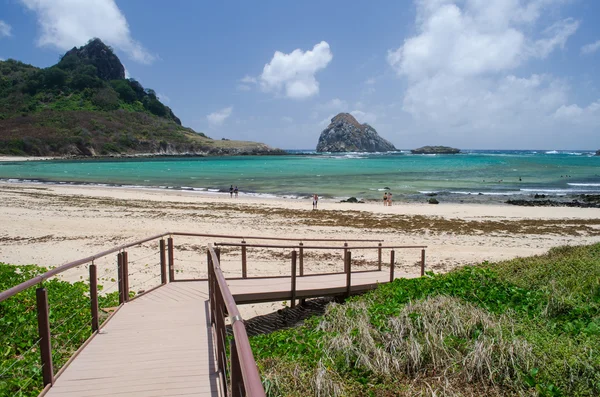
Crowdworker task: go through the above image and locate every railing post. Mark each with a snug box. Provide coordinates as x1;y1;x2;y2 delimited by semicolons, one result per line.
346;251;352;298
117;252;124;305
89;264;99;332
36;287;54;387
343;242;348;272
378;242;382;271
241;240;247;279
299;242;304;276
389;250;395;282
160;239;167;285
207;250;215;326
168;237;175;282
230;339;243;397
421;249;426;276
122;251;129;302
291;250;297;308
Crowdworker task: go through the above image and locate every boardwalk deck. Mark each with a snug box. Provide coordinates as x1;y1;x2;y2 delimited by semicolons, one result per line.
227;269;415;303
45;282;219;397
44;270;415;396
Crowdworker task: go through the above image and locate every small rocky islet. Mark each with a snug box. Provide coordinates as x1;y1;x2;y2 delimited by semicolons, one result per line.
411;146;461;154
316;113;396;152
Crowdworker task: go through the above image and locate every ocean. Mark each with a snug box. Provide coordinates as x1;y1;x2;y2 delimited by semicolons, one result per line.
1;150;599;203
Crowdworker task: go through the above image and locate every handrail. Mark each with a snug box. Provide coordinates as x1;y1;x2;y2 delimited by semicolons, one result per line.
171;231;383;242
0;232;169;303
208;244;266;396
0;232;383;303
215;242;428;250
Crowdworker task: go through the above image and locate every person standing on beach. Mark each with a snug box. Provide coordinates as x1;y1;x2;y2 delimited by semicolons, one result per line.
388;192;392;206
383;192;388;206
313;194;318;209
234;186;239;198
229;185;233;198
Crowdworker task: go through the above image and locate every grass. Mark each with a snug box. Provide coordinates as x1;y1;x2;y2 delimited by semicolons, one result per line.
250;242;600;396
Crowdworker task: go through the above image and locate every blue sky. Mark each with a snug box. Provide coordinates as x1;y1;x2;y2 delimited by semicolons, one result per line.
1;0;599;150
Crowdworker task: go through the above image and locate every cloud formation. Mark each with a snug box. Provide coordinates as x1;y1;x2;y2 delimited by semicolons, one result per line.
19;0;156;64
0;20;12;38
207;106;233;126
581;40;600;55
386;0;590;148
260;41;332;99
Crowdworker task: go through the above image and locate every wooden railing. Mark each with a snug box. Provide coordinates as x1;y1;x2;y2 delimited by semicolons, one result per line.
208;245;265;397
0;231;427;397
0;232;173;396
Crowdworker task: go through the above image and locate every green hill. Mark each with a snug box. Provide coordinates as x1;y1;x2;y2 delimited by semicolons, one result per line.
0;38;283;157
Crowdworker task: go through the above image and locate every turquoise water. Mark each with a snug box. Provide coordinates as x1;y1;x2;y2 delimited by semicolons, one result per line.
1;150;599;202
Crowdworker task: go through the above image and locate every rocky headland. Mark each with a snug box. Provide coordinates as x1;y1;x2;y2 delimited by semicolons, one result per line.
411;146;460;154
0;38;283;157
316;113;396;152
596;149;600;156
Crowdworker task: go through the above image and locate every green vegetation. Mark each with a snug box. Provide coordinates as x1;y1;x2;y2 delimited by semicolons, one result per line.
0;38;281;157
251;243;600;396
0;264;119;396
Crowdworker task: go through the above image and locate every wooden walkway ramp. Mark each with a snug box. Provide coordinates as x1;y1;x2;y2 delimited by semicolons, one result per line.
44;270;413;396
45;282;218;397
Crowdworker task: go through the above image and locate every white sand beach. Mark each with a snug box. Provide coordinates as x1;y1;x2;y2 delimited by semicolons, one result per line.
1;182;599;317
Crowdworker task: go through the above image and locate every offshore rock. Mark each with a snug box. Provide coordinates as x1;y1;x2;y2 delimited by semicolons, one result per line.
596;149;600;156
316;113;396;152
411;146;460;154
61;38;125;81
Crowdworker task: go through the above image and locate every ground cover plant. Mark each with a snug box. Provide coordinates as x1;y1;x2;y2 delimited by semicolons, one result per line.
0;264;119;396
250;243;600;396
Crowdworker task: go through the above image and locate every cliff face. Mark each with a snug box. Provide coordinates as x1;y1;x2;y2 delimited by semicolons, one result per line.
316;113;396;152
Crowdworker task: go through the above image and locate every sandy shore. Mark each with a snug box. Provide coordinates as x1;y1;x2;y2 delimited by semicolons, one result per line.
1;182;599;318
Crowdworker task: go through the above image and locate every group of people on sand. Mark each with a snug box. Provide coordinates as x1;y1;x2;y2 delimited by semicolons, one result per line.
229;185;239;198
383;191;393;206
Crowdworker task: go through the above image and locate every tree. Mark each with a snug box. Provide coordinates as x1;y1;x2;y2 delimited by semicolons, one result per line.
43;67;68;88
91;87;120;110
110;80;137;103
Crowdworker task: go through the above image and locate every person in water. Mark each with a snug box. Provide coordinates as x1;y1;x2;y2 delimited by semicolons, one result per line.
229;185;233;198
313;194;318;209
383;192;388;206
234;186;239;198
388;192;393;206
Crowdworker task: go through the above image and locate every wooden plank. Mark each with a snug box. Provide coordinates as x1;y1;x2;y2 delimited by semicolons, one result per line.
46;282;218;397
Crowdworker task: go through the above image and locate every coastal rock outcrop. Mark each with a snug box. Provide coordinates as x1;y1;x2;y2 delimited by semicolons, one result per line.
596;149;600;156
411;146;460;154
316;113;396;152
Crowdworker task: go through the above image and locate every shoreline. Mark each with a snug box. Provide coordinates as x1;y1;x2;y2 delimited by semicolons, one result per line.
1;182;598;318
1;177;599;207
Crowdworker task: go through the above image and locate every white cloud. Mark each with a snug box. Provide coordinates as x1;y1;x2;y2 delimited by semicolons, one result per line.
19;0;156;64
385;0;591;148
281;116;294;123
321;98;348;112
365;77;376;85
260;41;333;99
237;75;258;91
581;40;600;55
240;75;257;84
207;106;233;126
554;101;600;124
529;18;579;58
157;93;170;104
0;21;12;38
350;110;378;124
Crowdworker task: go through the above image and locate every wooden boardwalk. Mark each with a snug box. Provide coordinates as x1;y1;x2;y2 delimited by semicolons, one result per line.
45;270;414;396
45;282;218;397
